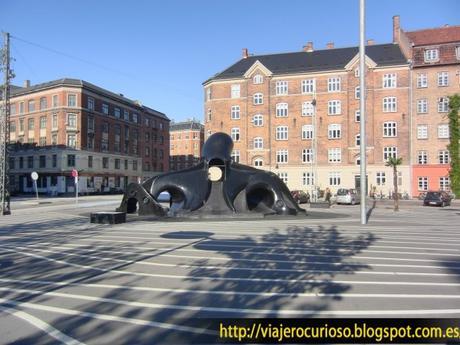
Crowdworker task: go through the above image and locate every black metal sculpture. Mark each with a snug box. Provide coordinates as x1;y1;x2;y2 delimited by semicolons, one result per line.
117;132;306;218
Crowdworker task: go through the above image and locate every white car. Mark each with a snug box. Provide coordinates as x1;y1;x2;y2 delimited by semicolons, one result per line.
336;188;360;205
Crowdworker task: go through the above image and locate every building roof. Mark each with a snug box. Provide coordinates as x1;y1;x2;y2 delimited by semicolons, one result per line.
10;78;169;120
406;26;460;46
170;120;204;132
206;43;407;83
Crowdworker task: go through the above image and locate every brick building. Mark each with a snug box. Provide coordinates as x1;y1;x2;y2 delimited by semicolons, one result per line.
169;119;204;171
203;43;411;196
394;16;460;196
8;78;169;194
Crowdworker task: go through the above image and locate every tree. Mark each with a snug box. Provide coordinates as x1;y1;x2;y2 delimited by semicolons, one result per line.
448;95;460;197
386;157;403;211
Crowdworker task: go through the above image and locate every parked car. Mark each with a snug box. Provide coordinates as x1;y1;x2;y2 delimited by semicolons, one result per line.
336;188;360;205
423;191;452;207
290;190;310;204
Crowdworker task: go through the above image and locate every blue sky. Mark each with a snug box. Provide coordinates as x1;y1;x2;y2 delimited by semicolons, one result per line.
2;0;459;122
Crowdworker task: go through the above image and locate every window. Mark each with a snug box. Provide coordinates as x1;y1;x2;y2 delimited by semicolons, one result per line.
354;68;360;77
276;103;288;117
39;97;47;110
438;97;449;112
67;154;76;167
52;95;59;108
9;121;16;133
301;79;315;94
438;124;449;138
328;100;341;115
39;116;46;129
275;81;288;95
114;159;120;169
418;177;428;191
132;113;139;123
145;146;150;157
328;124;341;139
438;72;449;87
383;122;397;137
102;157;109;169
418;151;428;165
231;84;240;98
102;103;109;115
355;110;360;122
67;113;77;128
28;118;34;130
253;93;263;105
253;74;263;84
254;158;263;167
302;148;314;163
51;134;57;145
277;172;288;184
376;172;386;186
383;147;397;160
302;101;314;116
19;157;24;169
19;102;24;114
457;46;460;60
10;103;16;115
123;110;129;121
132;160;138;171
276;126;288;140
67;134;76;148
231;105;240;119
124;159;128;170
231;127;240;141
383;97;397;112
253;137;263;149
231;150;240;163
114;107;121;118
207;109;212;122
67;94;76;107
52;114;58;129
88;156;93;168
424;49;439;62
417;125;428;139
87;97;95;110
328;148;341;163
440;177;450;191
206;87;211;101
52;155;57;168
39;137;46;146
27;156;34;168
302;125;314;139
253;114;263;126
276;149;288;164
355;134;360;146
28;100;35;112
328;77;341;92
355;86;361;99
417;74;428;88
39;155;46;168
417;99;428;114
87;116;94;132
302;172;315;186
329;172;341;186
383;73;397;88
438;150;450;164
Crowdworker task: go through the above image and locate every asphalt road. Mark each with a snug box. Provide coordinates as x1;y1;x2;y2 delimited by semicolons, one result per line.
0;196;459;344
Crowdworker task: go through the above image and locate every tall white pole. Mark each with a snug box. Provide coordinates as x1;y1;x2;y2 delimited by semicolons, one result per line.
359;0;367;224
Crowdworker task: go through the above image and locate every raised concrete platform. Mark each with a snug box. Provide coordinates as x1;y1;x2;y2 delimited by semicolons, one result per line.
90;211;126;224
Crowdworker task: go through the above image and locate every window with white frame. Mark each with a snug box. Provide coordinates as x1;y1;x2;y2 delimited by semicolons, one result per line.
383;73;397;88
231;150;240;163
206;88;211;101
253;74;263;84
87;97;94;110
418;177;428;191
275;81;288;95
67;134;76;148
67;94;77;107
301;125;314;139
253;93;263;105
302;148;314;163
383;97;397;112
328;77;341;92
355;86;361;99
328;148;341;163
123;110;129;121
102;103;109;115
328;124;341;139
254;157;263;167
417;99;428;114
328;100;341;115
417;125;428;139
354;68;360;77
440;177;450;191
276;103;288;117
438;150;450;164
302;172;315;186
438;124;449;138
231;105;240;119
418;151;427;165
438;97;449;112
231;127;240;141
277;172;288;184
355;110;360;122
417;73;428;88
231;84;240;98
424;49;439;62
114;107;121;118
329;172;341;186
438;72;449;87
302;101;314;116
276;126;288;140
355;134;360;146
376;172;386;186
253;137;263;149
383;146;397;160
52;95;59;108
457;47;460;60
301;79;316;94
383;121;397;137
253;114;263;126
276;149;288;163
67;113;77;129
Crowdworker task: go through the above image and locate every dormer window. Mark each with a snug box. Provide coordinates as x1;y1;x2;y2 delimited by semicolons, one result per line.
424;49;439;62
253;74;263;84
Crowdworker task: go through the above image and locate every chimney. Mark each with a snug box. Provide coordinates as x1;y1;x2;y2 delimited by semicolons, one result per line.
326;42;334;49
366;39;375;45
393;15;400;43
23;80;31;88
303;41;314;52
242;48;249;59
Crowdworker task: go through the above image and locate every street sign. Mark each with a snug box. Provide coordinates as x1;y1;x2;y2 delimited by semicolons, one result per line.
31;171;38;181
71;169;78;178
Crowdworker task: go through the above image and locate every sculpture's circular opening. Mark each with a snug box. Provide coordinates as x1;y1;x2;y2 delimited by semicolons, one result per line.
246;187;275;211
155;187;186;210
126;197;138;213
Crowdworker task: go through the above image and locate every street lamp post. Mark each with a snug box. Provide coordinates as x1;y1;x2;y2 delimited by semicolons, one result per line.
359;0;367;224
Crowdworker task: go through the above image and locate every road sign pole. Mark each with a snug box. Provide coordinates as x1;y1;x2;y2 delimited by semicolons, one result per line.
34;180;38;201
75;176;78;204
